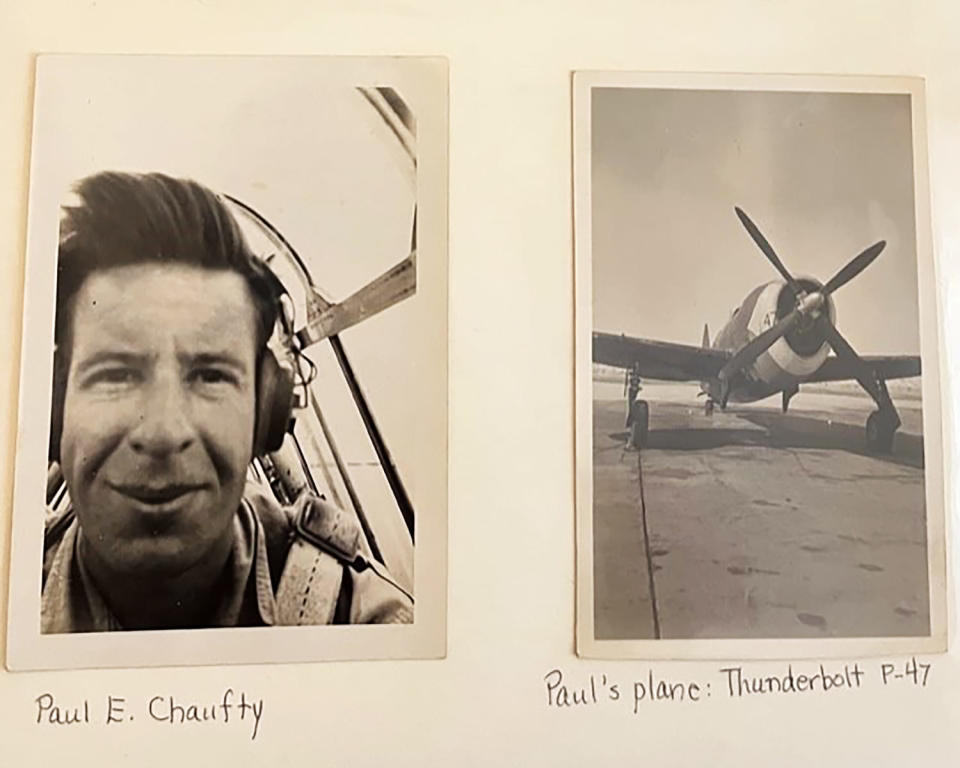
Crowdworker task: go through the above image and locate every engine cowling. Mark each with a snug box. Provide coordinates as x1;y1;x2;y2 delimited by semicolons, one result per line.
747;279;835;389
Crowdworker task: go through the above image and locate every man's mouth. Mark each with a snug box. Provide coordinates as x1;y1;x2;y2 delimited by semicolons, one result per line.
108;482;206;506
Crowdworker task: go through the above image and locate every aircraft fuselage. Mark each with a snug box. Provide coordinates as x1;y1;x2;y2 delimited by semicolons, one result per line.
702;278;836;405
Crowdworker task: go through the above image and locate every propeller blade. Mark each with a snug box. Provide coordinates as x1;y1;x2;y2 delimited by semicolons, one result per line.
719;307;801;384
719;377;730;409
734;207;802;294
817;318;883;403
822;240;886;295
819;317;901;434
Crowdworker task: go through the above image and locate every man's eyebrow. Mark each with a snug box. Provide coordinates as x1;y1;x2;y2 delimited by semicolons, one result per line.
186;352;251;373
73;351;147;375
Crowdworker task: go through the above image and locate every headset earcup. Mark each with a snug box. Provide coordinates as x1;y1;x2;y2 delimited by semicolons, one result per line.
253;349;295;456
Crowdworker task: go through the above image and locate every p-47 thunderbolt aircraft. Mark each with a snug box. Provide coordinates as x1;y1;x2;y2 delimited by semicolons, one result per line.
594;207;921;454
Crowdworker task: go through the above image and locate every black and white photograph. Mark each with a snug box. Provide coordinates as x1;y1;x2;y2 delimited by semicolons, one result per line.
6;55;448;669
574;72;946;658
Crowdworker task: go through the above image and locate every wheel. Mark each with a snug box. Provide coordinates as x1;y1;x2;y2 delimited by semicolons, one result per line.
865;410;895;454
629;399;650;449
704;399;714;416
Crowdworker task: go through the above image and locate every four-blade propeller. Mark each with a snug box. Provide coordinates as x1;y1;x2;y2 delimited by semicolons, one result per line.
717;207;885;408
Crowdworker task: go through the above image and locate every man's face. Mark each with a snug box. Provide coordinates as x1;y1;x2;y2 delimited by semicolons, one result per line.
60;263;260;576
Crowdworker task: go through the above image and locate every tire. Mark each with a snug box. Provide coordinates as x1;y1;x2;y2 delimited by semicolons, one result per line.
630;399;650;448
865;410;895;454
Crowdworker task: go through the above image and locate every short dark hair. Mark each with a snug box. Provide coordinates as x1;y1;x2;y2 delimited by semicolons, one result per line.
55;171;280;355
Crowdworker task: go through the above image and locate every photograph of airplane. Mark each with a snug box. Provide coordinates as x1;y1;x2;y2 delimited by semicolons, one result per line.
595;206;920;455
574;74;946;657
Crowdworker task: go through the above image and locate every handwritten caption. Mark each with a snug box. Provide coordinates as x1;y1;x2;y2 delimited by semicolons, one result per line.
33;689;264;740
544;658;932;713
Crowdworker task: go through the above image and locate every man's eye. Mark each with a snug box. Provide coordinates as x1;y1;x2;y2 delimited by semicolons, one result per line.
192;368;237;386
88;368;140;387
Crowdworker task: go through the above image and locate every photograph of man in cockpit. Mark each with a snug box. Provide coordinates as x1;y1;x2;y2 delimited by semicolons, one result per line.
42;171;413;632
6;56;447;668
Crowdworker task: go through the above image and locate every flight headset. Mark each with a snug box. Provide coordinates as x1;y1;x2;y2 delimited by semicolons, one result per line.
47;265;298;464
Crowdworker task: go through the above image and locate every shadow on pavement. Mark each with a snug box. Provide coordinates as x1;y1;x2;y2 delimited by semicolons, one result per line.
627;411;924;470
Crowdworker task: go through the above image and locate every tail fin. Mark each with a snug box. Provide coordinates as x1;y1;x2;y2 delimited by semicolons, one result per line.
702;323;710;349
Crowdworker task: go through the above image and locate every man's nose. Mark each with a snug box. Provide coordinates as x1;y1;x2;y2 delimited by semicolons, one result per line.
127;374;196;457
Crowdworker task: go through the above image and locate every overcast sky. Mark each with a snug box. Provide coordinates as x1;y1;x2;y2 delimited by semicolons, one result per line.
591;87;921;356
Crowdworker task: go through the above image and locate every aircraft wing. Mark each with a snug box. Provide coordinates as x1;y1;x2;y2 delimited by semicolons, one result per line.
807;355;921;383
593;331;732;381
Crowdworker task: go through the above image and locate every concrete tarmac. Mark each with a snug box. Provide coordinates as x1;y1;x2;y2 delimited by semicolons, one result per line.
592;380;930;640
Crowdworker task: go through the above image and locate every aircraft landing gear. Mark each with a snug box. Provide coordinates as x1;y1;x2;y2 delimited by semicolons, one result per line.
704;399;714;416
628;399;650;449
861;374;901;454
782;386;798;414
865;409;897;454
